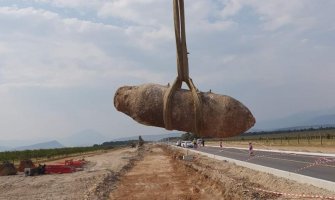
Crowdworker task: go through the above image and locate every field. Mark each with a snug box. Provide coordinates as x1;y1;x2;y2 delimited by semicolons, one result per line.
1;144;334;200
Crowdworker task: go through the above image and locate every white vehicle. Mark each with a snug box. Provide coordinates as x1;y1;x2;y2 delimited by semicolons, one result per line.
185;141;194;148
181;141;187;148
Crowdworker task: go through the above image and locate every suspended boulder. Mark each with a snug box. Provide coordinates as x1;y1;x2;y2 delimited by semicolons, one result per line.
114;84;255;138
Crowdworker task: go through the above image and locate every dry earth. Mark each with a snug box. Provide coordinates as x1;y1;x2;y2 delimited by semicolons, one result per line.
110;146;224;200
0;148;138;200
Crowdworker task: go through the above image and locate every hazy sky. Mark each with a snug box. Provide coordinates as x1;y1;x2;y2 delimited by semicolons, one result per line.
0;0;334;140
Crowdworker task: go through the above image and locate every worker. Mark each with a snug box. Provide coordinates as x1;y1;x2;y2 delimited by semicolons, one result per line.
197;139;201;147
219;140;224;152
193;138;197;148
202;139;205;147
249;142;254;156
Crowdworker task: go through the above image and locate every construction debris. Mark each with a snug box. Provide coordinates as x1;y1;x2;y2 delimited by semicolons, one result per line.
182;155;194;161
18;160;35;172
24;164;46;176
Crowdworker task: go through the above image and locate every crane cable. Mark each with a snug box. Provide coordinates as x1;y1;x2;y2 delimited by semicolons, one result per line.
163;0;203;135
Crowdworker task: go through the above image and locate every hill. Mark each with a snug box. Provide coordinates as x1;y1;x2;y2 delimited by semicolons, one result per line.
0;146;10;152
59;129;110;147
255;111;335;130
12;140;64;151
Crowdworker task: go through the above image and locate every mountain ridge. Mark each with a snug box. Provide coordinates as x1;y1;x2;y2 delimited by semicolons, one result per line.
58;129;110;147
12;140;64;151
255;112;335;130
113;132;182;142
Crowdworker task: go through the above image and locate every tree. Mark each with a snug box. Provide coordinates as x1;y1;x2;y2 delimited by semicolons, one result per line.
181;132;196;140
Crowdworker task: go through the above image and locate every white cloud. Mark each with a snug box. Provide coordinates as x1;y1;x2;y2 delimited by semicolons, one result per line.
98;0;167;25
246;0;316;31
30;0;102;9
220;0;243;18
0;6;169;90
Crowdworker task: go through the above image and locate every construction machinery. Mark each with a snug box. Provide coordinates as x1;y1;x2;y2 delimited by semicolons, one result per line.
0;161;17;176
23;159;86;176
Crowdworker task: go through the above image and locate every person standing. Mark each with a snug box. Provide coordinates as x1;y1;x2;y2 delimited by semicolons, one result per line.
202;139;205;147
219;141;223;152
249;142;254;156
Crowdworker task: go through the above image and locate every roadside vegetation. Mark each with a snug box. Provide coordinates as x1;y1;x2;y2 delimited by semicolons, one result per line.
218;127;335;146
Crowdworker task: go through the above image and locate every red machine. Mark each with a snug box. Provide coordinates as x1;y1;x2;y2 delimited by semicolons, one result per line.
65;159;86;168
45;165;75;174
44;159;86;174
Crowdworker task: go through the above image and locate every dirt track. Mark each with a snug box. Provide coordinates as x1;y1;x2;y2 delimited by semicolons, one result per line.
110;147;224;200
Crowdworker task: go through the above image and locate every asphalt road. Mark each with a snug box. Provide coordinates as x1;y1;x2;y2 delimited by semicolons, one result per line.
194;146;335;182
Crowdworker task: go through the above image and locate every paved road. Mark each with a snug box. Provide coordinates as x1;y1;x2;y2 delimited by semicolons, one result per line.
194;146;335;182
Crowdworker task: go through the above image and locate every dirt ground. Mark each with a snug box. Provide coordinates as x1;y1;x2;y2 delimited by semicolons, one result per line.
110;145;335;200
0;148;138;200
1;145;334;200
110;146;224;200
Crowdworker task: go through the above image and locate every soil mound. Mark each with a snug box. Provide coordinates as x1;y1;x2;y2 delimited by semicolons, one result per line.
0;161;17;176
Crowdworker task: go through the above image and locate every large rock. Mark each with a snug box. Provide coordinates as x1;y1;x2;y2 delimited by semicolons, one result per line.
114;83;255;138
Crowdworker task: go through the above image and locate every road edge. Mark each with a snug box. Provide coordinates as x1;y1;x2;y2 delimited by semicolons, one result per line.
207;145;335;157
172;146;335;193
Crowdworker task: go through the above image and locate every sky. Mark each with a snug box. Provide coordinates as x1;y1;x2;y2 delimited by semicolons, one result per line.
0;0;334;141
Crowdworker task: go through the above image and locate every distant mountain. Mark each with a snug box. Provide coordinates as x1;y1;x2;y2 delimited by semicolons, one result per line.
59;129;110;147
0;138;50;148
255;111;335;130
246;128;265;132
12;140;64;151
113;133;182;142
0;146;11;152
275;124;335;132
304;114;335;126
